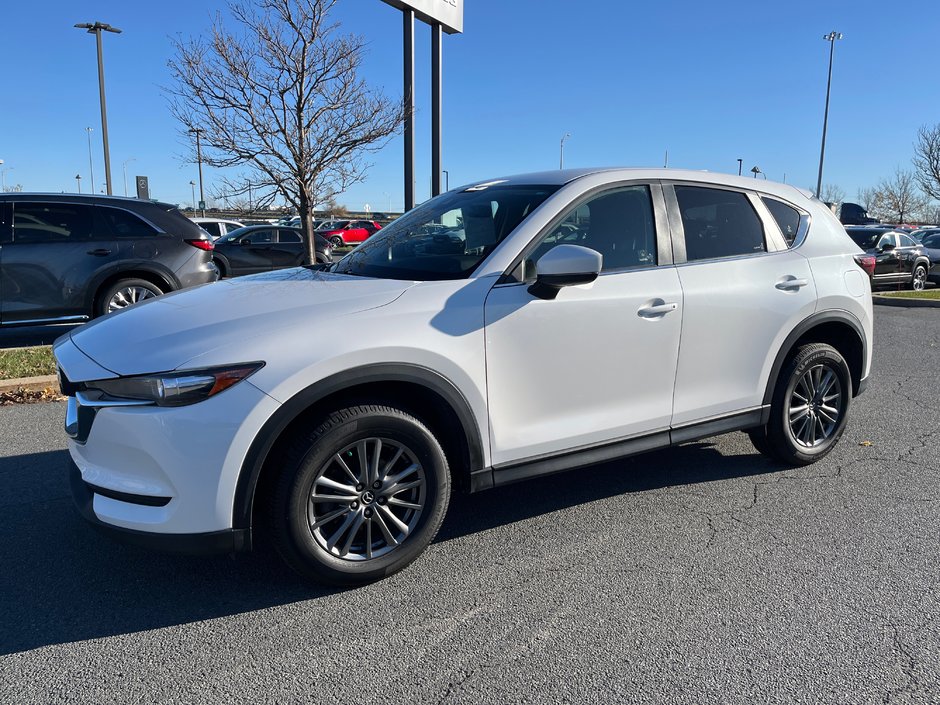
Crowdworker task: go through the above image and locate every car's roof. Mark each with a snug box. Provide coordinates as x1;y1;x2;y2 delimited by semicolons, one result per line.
0;192;177;209
192;217;243;225
456;167;814;202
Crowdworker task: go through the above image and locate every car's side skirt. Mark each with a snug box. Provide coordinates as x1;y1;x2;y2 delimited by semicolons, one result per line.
474;407;767;491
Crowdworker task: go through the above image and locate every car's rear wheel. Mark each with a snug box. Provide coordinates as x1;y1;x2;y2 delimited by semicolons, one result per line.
268;404;450;585
911;264;927;291
98;278;163;317
329;235;344;248
213;258;229;278
754;343;851;466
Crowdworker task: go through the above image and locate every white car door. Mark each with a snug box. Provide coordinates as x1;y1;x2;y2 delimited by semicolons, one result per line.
484;184;683;467
665;184;817;426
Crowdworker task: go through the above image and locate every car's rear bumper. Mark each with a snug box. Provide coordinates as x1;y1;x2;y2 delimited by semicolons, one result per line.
70;458;250;554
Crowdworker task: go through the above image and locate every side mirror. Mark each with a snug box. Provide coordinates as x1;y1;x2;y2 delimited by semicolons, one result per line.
879;242;895;253
240;238;252;245
528;244;602;300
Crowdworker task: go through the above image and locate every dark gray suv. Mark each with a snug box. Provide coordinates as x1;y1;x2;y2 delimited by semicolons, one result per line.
0;194;218;326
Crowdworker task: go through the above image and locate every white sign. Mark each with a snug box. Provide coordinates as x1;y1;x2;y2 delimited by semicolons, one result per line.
364;203;372;214
380;0;463;34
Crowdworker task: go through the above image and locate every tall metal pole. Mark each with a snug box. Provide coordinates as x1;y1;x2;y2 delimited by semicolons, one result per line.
403;10;415;211
191;128;206;217
816;31;843;198
443;170;449;191
122;157;135;197
737;158;743;176
431;23;443;197
95;29;113;194
75;23;121;195
75;174;82;194
86;127;96;194
560;133;570;169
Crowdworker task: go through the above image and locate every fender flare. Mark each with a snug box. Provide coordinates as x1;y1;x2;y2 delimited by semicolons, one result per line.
762;309;867;406
231;363;485;531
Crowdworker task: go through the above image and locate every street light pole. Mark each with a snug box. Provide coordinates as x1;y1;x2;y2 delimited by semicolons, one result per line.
816;31;843;198
122;158;136;197
75;22;121;195
737;158;743;176
85;127;96;194
560;133;571;170
189;180;197;211
189;128;206;216
442;170;449;191
751;166;762;179
75;174;82;194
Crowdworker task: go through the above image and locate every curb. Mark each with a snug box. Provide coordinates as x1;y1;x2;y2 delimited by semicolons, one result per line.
0;375;58;394
872;295;940;309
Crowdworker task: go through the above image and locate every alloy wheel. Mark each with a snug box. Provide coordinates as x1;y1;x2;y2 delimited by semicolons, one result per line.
108;286;158;312
913;267;926;291
307;437;426;561
788;364;843;448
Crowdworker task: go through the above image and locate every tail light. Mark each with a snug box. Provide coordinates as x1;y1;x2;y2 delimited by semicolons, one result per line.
185;239;214;251
854;254;876;277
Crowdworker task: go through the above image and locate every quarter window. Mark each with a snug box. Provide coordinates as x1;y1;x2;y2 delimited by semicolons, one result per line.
527;185;657;275
99;207;159;238
675;186;765;261
762;197;801;246
278;230;302;243
13;203;93;243
898;234;916;247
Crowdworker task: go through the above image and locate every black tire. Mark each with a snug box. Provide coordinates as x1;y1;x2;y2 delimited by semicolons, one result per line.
96;278;163;317
746;426;775;457
759;343;852;466
268;404;450;585
330;235;344;248
213;257;229;278
911;264;927;291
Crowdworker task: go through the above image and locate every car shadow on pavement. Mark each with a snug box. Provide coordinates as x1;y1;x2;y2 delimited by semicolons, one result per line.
438;441;782;543
1;442;781;655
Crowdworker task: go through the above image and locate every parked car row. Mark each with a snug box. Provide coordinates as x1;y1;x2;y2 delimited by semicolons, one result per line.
844;226;934;291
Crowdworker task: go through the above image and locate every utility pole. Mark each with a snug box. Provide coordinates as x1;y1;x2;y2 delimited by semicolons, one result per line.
189;128;206;216
75;22;121;195
816;31;843;198
85;127;96;193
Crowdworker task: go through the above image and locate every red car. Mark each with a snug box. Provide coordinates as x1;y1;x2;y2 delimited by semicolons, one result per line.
316;220;382;247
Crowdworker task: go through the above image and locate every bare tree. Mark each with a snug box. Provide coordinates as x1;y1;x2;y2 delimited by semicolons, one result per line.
861;169;929;224
167;0;405;263
913;124;940;201
819;183;845;206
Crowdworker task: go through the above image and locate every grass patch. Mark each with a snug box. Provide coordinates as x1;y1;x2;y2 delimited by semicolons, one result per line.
877;290;940;300
0;346;57;380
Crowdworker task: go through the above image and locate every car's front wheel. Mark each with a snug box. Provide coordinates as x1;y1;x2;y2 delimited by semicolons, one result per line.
268;404;451;585
98;278;163;317
329;235;344;248
752;343;851;465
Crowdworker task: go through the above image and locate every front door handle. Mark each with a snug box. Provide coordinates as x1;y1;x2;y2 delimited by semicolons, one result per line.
775;276;809;291
87;248;112;257
637;301;678;318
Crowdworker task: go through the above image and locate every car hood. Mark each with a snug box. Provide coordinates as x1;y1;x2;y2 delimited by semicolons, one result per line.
67;269;415;377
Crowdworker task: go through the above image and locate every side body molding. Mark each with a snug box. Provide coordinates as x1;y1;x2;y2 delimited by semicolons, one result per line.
232;363;485;532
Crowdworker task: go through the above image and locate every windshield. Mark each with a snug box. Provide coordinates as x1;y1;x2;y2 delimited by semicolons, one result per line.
847;229;889;249
330;184;558;280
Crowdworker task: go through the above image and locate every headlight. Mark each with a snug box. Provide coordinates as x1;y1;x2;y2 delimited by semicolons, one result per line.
86;362;264;407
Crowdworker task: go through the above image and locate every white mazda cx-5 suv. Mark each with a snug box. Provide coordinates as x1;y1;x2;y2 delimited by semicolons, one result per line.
55;169;873;585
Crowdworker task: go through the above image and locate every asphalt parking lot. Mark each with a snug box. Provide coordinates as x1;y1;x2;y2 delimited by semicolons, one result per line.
1;306;938;704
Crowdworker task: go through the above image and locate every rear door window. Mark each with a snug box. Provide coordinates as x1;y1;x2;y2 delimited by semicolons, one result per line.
13;203;94;243
675;186;765;261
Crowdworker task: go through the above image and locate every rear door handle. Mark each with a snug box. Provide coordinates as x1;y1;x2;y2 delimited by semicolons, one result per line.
87;248;112;257
775;277;809;291
637;301;678;318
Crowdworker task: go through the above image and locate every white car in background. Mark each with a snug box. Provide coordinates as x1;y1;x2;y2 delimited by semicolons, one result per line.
191;217;244;240
56;168;873;586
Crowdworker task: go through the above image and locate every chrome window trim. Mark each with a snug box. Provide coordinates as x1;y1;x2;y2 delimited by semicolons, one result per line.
0;314;89;326
76;389;154;408
759;194;812;250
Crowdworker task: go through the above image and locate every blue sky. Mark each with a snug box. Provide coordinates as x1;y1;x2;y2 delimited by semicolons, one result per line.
2;0;938;211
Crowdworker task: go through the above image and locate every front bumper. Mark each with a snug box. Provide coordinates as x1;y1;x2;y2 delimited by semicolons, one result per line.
70;459;249;554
